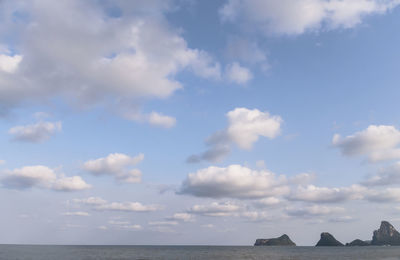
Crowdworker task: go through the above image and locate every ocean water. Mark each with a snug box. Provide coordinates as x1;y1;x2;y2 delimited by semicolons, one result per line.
1;245;400;260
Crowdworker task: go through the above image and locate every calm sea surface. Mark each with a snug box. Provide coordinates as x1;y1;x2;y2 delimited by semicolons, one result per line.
1;245;400;260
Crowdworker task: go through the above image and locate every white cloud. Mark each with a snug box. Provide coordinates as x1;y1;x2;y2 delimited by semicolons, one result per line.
62;211;90;217
287;184;365;203
166;213;195;222
254;197;281;207
147;112;176;128
220;0;400;35
83;153;144;183
73;197;162;212
286;205;345;217
333;125;400;162
187;108;282;162
180;164;289;199
0;54;22;73
188;202;242;217
148;221;178;226
0;0;221;117
72;197;107;205
8;121;62;143
95;202;161;212
1;165;91;191
225;62;253;84
52;176;92;191
227;108;282;149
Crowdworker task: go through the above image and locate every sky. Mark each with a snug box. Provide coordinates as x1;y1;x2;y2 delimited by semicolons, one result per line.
1;0;400;246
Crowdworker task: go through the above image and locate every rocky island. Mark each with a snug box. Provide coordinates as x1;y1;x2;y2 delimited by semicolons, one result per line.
345;239;370;246
315;232;344;246
254;234;296;246
371;221;400;246
254;220;400;246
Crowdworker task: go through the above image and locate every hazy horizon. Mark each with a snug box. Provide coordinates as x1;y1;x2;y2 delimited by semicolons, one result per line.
1;0;400;246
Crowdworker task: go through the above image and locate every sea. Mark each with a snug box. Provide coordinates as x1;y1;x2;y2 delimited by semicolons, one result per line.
1;245;400;260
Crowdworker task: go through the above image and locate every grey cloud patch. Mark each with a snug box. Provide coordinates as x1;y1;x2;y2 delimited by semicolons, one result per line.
362;162;400;186
8;121;62;143
0;0;221;121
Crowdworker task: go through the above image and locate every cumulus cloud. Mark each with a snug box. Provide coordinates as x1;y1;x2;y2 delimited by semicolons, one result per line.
73;197;162;212
187;108;282;163
287;184;365;203
83;153;144;183
225;62;253;84
0;0;221;118
8;121;62;143
148;221;178;226
180;164;290;199
286;205;345;217
220;0;400;35
0;165;91;191
108;220;142;230
188;202;242;217
332;125;400;162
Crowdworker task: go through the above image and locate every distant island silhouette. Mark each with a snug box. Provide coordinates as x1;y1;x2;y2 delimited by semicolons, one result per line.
254;220;400;246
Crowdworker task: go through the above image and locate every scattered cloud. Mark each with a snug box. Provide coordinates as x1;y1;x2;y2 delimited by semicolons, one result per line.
166;213;195;222
287;184;365;203
187;108;282;163
220;0;400;35
225;62;253;84
62;211;90;217
1;165;91;191
332;125;400;162
73;197;162;212
83;153;144;183
148;221;178;226
179;164;289;199
8;121;62;143
188;202;242;217
147;112;176;128
286;205;345;217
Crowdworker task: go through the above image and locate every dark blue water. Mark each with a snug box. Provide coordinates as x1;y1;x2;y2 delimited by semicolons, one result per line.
1;245;400;260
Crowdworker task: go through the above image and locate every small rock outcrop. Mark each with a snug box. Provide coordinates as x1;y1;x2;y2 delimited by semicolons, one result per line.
345;239;371;246
315;232;344;246
371;221;400;246
254;234;296;246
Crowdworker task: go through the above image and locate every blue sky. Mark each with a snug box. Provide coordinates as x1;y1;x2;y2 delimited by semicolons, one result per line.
1;0;400;245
